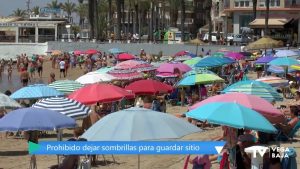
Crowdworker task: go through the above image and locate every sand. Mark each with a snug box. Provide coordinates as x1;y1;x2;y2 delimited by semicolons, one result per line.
0;59;300;169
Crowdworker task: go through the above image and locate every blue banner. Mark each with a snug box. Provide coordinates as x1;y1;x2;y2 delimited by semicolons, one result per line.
29;141;226;155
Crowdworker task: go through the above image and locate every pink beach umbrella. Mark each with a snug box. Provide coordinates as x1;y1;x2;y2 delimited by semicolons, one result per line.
74;50;84;55
225;52;244;60
174;51;189;56
115;60;156;71
157;62;192;74
117;53;135;61
108;71;143;80
189;93;285;124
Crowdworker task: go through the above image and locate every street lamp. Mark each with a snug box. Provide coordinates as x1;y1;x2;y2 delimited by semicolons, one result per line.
65;24;71;42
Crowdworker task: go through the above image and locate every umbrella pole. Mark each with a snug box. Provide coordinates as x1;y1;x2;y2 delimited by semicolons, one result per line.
138;154;140;169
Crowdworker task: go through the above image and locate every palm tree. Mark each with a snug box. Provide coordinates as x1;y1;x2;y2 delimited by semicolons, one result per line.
76;3;88;26
207;0;213;43
116;0;122;40
88;0;95;39
180;0;185;42
61;1;76;22
108;0;113;32
32;6;40;15
169;0;180;27
11;8;27;17
253;0;257;19
265;0;270;36
47;0;61;8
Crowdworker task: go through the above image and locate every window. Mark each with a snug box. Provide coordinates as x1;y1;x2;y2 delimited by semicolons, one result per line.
234;0;252;7
258;0;280;7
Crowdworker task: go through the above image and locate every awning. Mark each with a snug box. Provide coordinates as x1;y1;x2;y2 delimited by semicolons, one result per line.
249;18;292;28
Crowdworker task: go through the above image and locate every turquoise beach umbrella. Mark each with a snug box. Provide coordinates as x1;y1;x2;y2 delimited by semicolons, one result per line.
186;102;277;133
95;67;114;73
222;80;283;102
268;57;300;67
195;55;235;68
108;48;125;54
177;73;224;86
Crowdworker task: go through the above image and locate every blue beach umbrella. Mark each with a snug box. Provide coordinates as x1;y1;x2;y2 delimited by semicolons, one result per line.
268;57;300;67
222;80;283;102
108;48;125;54
275;50;299;58
267;65;295;74
10;84;64;100
0;107;76;131
82;107;201;141
195;55;235;68
255;56;276;64
186;102;277;133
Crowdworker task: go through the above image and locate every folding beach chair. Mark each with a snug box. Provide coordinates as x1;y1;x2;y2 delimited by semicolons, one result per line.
275;121;300;142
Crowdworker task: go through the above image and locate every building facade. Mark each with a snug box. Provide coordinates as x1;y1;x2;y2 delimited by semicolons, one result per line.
221;0;300;43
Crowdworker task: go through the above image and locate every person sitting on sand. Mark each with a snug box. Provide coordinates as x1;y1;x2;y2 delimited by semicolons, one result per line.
20;68;30;87
48;72;56;84
276;105;299;135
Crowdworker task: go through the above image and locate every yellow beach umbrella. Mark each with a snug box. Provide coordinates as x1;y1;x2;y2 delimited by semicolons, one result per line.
51;50;62;56
291;65;300;70
245;37;283;50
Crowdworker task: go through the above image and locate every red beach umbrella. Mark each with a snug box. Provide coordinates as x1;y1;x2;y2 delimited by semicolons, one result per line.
117;53;135;60
125;79;173;95
85;49;99;55
68;84;134;105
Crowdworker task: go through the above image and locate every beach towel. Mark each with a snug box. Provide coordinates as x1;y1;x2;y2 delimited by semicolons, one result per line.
219;152;229;169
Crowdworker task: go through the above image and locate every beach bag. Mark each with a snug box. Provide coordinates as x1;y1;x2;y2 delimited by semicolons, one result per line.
79;156;91;169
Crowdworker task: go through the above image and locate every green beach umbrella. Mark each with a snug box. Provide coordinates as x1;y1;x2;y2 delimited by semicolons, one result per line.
212;52;225;57
183;57;202;67
48;80;83;94
177;73;224;86
222;80;283;102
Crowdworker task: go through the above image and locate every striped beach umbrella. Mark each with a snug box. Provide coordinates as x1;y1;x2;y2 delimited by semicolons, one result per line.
222;80;283;102
48;80;83;94
33;97;91;120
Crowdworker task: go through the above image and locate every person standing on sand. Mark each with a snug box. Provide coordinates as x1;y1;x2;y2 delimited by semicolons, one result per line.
20;68;30;87
7;64;12;81
59;59;66;78
37;56;43;78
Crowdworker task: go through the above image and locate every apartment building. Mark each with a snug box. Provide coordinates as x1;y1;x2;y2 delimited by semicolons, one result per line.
222;0;300;43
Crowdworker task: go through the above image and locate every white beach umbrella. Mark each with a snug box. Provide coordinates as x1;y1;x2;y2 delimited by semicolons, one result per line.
76;72;116;84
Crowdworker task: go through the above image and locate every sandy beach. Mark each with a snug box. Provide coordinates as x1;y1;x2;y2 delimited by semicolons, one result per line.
0;58;300;169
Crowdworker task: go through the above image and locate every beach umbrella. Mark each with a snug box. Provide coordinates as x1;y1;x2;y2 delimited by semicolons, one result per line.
195;55;235;68
10;84;64;100
76;72;116;84
256;76;289;87
174;51;189;56
267;65;295;74
0;93;21;109
82;107;201;168
95;67;114;73
225;52;244;60
177;73;224;86
125;79;173;95
73;50;84;55
245;37;283;50
85;49;99;55
117;53;135;60
33;97;90;120
174;55;192;61
275;50;299;58
108;70;144;80
115;60;156;71
212;52;225;57
48;80;83;94
68;84;134;105
108;48;125;54
183;69;216;77
0;107;76;131
268;57;300;67
186;102;277;133
290;65;300;71
51;50;62;56
183;57;202;67
82;107;201;141
255;56;276;64
189;93;285;124
157;62;192;74
222;80;283;102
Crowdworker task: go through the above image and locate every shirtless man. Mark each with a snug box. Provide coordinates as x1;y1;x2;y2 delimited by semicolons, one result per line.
20;68;30;87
